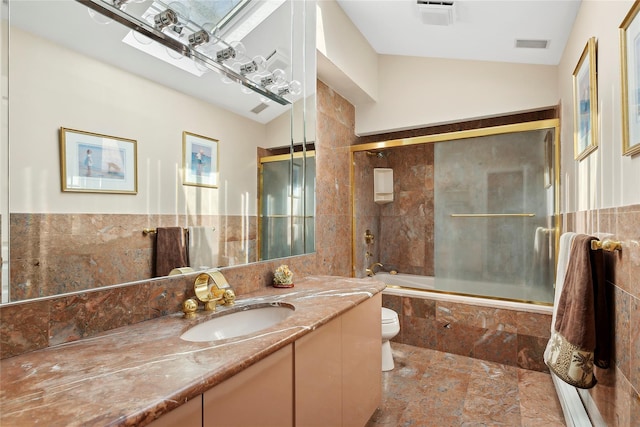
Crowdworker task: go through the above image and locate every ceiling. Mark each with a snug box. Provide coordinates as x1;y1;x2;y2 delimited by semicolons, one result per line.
336;0;582;65
10;0;298;124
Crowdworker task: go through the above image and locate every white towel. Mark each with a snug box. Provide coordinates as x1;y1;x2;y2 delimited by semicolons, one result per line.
188;226;218;269
543;231;576;360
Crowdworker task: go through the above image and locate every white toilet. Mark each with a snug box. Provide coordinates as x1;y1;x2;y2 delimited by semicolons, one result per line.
381;307;400;371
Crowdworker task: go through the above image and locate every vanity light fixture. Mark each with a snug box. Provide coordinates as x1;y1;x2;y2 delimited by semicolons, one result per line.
188;29;210;47
275;80;301;97
215;41;245;62
113;0;129;9
83;0;291;105
239;55;266;75
154;9;178;30
257;68;286;88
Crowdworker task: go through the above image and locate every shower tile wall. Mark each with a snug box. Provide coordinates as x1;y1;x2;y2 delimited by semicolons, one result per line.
354;144;435;276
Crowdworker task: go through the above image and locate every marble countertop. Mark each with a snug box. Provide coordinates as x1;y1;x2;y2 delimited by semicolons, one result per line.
0;275;385;426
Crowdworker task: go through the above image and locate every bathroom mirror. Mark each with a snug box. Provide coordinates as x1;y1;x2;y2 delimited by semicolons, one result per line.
1;0;316;303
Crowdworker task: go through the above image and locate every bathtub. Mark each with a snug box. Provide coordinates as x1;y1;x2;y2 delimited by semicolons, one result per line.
375;272;552;314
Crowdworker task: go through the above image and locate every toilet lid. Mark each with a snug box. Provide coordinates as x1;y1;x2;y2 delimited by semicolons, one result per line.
381;307;399;324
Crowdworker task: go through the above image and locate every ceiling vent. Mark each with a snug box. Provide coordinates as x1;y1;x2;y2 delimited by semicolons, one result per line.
515;39;550;49
251;102;269;114
417;1;456;26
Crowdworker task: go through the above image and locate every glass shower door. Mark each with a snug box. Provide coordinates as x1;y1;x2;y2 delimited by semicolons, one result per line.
434;128;556;303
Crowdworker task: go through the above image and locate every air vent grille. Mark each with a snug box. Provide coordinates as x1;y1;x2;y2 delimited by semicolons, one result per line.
251;103;269;114
515;39;549;49
417;0;456;26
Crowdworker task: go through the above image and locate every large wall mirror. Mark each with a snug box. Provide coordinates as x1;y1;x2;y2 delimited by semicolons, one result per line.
0;0;316;304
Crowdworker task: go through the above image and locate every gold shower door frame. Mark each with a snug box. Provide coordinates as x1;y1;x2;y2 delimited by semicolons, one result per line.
349;119;561;305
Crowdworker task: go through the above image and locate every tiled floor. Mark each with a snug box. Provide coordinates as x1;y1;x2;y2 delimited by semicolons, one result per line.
366;343;566;427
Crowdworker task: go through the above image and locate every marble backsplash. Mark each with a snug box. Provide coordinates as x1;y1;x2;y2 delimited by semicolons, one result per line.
9;213;256;301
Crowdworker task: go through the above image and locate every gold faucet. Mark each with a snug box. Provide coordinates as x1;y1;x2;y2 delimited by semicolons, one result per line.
365;262;384;277
182;271;236;318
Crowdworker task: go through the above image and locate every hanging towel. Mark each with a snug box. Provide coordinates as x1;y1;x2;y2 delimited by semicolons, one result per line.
188;226;218;269
154;227;188;277
544;234;610;389
531;226;552;287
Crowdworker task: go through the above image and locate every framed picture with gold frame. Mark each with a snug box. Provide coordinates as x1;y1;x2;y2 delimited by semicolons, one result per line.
572;37;598;161
59;127;138;194
620;1;640;156
182;131;219;188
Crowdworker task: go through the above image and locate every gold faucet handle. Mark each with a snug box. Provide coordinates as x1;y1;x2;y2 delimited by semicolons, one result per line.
182;298;198;319
204;290;225;311
223;289;236;306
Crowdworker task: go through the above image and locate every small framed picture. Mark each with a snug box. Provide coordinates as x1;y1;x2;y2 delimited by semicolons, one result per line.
572;37;598;161
620;1;640;156
59;127;137;194
183;131;219;188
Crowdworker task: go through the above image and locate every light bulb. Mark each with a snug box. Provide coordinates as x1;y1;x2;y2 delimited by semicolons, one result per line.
167;2;191;35
239;56;266;75
166;47;184;60
131;30;153;45
288;80;302;96
188;30;210;47
275;80;302;97
87;8;112;25
215;41;245;63
154;9;177;30
256;68;285;87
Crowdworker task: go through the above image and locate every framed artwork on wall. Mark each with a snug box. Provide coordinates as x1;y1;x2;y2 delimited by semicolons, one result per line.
572;37;598;161
59;127;138;194
183;131;219;188
620;0;640;157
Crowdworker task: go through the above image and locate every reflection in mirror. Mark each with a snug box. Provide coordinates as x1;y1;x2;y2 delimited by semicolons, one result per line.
259;149;315;260
2;0;316;303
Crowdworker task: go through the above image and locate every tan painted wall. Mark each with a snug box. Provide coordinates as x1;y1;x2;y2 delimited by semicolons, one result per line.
558;0;640;210
10;28;267;216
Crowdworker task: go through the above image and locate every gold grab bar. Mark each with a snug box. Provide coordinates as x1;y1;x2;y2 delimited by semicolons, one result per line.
450;213;536;218
590;240;622;252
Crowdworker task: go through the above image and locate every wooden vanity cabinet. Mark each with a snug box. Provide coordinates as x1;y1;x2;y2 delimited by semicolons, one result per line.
151;293;380;427
148;395;202;427
295;293;382;427
203;344;294;427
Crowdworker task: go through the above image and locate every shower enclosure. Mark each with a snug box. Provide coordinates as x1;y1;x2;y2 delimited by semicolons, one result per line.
433;127;557;303
259;152;316;260
351;120;559;304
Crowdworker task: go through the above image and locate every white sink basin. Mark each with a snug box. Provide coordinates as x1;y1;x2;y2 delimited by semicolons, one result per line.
180;304;295;342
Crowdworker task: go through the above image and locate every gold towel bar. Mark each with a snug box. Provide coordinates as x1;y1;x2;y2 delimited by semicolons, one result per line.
591;240;622;252
143;227;215;235
450;213;536;218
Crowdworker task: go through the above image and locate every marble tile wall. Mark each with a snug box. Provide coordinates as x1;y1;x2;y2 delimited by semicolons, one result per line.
353;144;435;277
314;80;357;277
382;294;551;373
0;80;354;359
9;213;257;301
564;205;640;425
